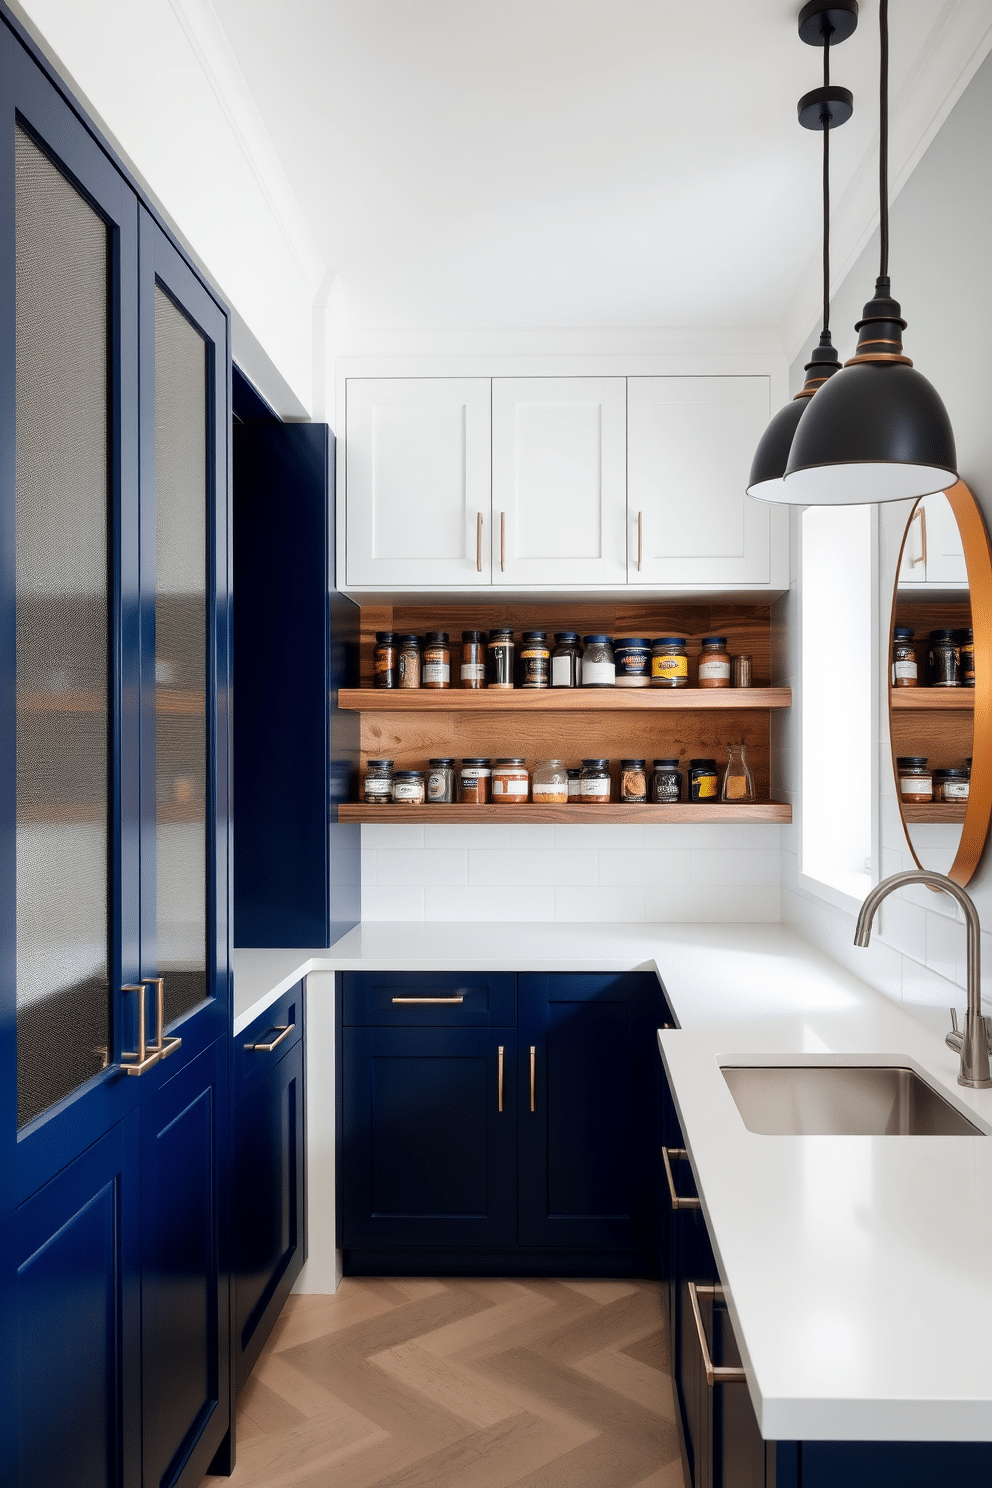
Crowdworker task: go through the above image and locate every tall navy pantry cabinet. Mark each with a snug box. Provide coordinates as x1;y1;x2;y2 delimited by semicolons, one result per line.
0;11;234;1487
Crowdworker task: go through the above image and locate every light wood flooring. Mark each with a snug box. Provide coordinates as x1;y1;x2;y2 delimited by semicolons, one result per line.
203;1277;685;1488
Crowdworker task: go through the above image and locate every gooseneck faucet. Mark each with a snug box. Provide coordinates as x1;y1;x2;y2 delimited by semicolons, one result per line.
854;869;992;1090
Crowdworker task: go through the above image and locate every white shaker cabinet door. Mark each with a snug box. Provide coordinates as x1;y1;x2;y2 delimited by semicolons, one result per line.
345;378;491;586
897;491;967;587
627;376;784;587
491;377;627;586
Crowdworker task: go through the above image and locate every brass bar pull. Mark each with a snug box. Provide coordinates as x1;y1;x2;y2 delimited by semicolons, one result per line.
637;510;643;572
500;511;506;572
476;511;483;573
143;976;181;1060
498;1045;504;1112
391;995;464;1005
245;1023;294;1052
687;1282;747;1387
530;1045;536;1112
910;506;926;567
121;983;161;1076
662;1146;701;1211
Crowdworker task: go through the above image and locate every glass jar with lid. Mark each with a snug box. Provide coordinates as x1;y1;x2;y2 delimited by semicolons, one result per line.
934;767;969;803
364;758;394;804
460;631;486;689
927;629;959;687
392;770;426;804
422;632;451;689
520;632;551;689
398;634;421;689
614;638;651;688
891;626;918;687
652;759;682;804
458;758;491;804
532;759;568;803
697;636;731;688
488;629;515;689
551;633;583;688
581;636;615;688
566;766;583;799
619;759;648;803
373;632;399;688
896;756;932;803
651;637;689;688
426;758;456;803
492;758;528;801
688;758;719;802
579;758;612;802
959;627;975;687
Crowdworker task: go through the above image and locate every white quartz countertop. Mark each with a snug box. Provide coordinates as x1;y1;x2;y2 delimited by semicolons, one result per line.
234;920;992;1442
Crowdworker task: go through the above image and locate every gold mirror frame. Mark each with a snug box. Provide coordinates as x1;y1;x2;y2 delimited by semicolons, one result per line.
889;480;992;887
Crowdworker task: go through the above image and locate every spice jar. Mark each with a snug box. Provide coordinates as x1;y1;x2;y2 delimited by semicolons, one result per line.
896;756;932;803
579;758;612;802
620;758;648;803
488;629;515;689
959;628;975;687
581;636;615;688
689;758;719;802
458;758;492;804
532;759;568;803
731;654;753;688
398;634;422;689
373;632;399;688
614;638;651;688
422;632;451;689
551;632;583;688
927;629;959;687
364;759;394;804
492;758;529;801
697;636;731;689
460;631;486;689
566;767;583;800
392;770;426;804
652;637;689;688
520;631;551;689
426;758;456;804
652;759;682;804
891;626;918;687
934;768;970;803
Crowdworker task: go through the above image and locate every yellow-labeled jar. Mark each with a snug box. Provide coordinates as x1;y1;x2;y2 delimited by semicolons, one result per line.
651;636;689;688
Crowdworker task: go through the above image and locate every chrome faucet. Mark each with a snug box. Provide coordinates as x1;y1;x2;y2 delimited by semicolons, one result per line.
854;869;992;1090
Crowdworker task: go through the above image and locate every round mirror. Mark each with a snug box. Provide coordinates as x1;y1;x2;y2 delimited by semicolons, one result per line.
889;481;992;886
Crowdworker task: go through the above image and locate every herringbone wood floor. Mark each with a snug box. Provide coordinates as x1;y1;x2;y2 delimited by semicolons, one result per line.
203;1278;685;1488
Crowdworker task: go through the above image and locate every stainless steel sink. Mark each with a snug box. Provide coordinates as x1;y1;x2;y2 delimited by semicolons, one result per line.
721;1064;983;1136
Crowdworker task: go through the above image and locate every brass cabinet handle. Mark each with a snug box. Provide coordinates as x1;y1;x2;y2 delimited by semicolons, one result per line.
498;1045;504;1112
500;511;506;572
245;1022;294;1052
910;504;927;568
687;1282;747;1387
530;1045;536;1112
391;995;464;1005
662;1146;701;1211
476;511;483;573
637;509;643;572
142;976;181;1060
121;983;161;1076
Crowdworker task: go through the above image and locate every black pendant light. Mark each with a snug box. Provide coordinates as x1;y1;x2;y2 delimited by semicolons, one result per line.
783;0;957;504
747;0;857;502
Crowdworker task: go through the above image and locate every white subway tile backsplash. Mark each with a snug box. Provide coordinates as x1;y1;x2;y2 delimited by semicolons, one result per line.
598;849;692;887
362;822;425;849
361;884;425;921
375;849;468;887
552;823;645;848
877;893;927;962
644;885;780;922
425;885;556;921
467;849;598;887
554;885;646;921
690;849;780;888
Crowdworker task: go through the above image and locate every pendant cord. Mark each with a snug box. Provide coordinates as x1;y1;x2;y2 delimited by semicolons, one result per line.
822;29;831;334
879;0;889;278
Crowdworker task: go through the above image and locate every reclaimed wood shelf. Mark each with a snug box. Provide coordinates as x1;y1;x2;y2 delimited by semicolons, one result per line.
890;689;973;710
339;687;791;712
340;801;791;824
902;802;968;823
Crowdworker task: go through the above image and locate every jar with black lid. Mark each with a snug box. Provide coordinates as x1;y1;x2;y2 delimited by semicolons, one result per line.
422;632;451;689
958;628;975;687
614;639;651;688
689;758;719;802
460;631;486;689
652;759;682;804
619;759;648;803
520;631;551;689
364;759;394;804
488;629;515;689
934;768;970;803
581;636;615;688
652;637;689;688
373;632;399;688
891;626;917;687
392;770;426;804
927;629;959;687
426;758;456;803
566;767;583;799
579;758;612;801
897;756;932;803
458;758;492;804
551;633;583;688
398;634;422;689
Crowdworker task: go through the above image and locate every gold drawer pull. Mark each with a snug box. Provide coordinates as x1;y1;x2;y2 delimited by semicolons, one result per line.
688;1282;747;1387
121;983;161;1076
530;1045;536;1112
476;511;483;572
498;1045;504;1112
662;1146;701;1211
142;976;181;1060
391;996;464;1005
245;1023;295;1052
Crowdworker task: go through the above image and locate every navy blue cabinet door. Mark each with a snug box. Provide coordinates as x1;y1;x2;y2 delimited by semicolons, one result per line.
232;1035;305;1392
340;1027;517;1249
517;971;662;1253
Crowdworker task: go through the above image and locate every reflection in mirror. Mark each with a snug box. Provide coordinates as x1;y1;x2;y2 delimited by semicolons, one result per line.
889;483;992;886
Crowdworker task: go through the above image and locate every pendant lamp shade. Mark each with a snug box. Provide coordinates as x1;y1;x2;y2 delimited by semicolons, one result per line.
747;332;841;502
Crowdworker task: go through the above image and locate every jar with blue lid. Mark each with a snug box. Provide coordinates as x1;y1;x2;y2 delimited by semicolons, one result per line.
614;638;651;688
581;636;615;687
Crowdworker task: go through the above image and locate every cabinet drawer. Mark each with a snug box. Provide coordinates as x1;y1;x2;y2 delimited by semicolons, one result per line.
342;971;515;1026
235;980;304;1096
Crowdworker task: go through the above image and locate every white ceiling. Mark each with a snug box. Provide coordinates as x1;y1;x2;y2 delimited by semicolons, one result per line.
207;0;990;348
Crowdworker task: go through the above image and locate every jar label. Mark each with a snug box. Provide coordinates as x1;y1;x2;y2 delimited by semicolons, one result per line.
653;654;688;678
580;778;611;798
567;781;581;797
422;661;450;684
617;654;649;674
393;782;424;802
533;782;567;799
460;768;490;781
698;657;730;680
427;772;450;801
582;660;615;686
493;778;527;797
695;776;717;798
551;655;573;686
460;663;486;683
365;778;392;796
893;659;918;680
900;776;932;795
944;781;969;799
374;653;395;676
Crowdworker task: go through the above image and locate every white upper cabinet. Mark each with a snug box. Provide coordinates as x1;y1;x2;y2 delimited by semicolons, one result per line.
345;378;492;586
627;376;785;587
491;377;627;586
898;491;967;587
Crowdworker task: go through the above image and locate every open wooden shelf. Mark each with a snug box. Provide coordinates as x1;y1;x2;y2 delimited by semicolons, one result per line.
340;686;791;713
890;689;973;710
341;801;791;824
902;802;968;823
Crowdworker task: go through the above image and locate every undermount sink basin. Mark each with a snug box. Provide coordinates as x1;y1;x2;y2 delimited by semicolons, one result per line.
721;1064;983;1137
